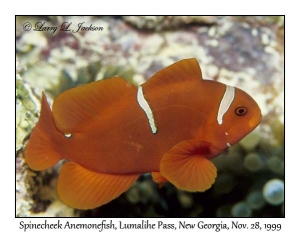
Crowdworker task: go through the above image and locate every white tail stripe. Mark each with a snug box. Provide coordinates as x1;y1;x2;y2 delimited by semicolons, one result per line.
217;85;235;125
137;86;157;134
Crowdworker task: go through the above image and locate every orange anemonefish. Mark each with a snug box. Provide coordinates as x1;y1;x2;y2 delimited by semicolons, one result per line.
25;58;262;209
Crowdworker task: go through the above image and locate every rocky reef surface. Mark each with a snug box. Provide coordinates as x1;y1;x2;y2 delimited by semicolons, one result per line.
16;16;284;217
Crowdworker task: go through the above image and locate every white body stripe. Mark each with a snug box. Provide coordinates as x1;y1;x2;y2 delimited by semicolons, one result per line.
217;85;235;125
64;133;72;138
227;142;231;147
137;86;157;134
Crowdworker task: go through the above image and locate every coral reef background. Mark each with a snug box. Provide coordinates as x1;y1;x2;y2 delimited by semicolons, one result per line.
16;16;284;217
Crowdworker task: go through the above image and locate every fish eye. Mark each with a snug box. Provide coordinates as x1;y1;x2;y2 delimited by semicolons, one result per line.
235;107;247;116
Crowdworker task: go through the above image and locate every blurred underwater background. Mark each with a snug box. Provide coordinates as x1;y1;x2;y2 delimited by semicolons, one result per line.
16;16;284;217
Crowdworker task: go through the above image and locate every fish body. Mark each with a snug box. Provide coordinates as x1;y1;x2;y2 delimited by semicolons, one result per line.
25;58;261;209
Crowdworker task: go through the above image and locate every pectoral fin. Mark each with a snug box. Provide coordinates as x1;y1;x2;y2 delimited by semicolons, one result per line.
57;162;139;209
160;140;219;192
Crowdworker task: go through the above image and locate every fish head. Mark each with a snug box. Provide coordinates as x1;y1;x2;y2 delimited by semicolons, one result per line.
220;87;262;147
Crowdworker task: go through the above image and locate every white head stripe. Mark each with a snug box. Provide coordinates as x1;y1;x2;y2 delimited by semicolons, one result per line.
137;86;157;134
227;142;231;147
217;85;235;125
64;133;72;138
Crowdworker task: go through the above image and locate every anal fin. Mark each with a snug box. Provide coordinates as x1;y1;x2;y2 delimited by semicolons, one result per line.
57;162;140;209
160;140;219;192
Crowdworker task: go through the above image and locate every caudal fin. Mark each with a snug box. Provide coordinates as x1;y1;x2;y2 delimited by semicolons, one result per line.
25;93;62;171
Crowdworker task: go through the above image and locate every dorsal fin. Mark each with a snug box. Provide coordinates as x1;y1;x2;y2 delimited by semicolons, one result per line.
52;78;137;133
143;58;203;90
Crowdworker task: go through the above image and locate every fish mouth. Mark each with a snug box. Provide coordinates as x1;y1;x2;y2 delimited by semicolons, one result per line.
249;113;262;129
